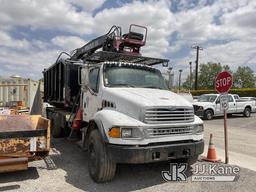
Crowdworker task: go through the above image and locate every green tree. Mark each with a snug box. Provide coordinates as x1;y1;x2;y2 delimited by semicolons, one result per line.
183;72;195;89
197;62;223;89
182;62;233;89
233;66;256;88
223;64;232;72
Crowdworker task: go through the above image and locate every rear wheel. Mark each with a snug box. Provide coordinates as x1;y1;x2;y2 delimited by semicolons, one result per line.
88;130;116;182
204;110;213;120
51;113;63;138
52;120;62;138
243;107;251;117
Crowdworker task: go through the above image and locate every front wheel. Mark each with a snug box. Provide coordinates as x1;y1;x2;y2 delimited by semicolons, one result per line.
88;130;116;182
243;107;251;117
204;110;213;120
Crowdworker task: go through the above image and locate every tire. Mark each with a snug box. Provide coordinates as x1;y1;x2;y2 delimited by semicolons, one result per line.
204;110;213;120
243;107;251;117
52;120;62;138
51;113;63;138
88;130;116;182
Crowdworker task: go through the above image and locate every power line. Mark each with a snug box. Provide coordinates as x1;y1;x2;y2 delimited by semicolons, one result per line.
191;45;203;90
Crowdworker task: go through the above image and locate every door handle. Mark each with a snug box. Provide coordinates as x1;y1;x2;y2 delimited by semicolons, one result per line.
234;103;235;106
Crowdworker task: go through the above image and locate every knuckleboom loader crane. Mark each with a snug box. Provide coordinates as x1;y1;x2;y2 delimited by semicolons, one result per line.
44;24;168;133
44;24;204;183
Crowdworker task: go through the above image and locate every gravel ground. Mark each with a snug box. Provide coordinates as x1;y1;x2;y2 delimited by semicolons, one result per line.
0;114;256;192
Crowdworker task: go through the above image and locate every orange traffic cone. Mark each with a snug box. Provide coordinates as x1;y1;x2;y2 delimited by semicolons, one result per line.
203;134;221;162
72;108;82;130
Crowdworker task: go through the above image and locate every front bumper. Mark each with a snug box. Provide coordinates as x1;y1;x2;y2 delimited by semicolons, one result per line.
195;110;204;117
107;139;204;164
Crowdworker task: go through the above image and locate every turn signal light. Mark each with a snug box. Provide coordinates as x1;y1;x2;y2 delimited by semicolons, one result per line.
108;127;120;138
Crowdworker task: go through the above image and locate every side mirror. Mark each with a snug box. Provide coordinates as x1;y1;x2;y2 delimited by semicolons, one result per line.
216;100;220;104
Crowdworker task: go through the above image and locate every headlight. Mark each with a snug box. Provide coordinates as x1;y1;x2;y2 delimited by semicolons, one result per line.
121;128;132;138
198;106;204;111
121;127;143;139
193;124;204;134
108;127;143;139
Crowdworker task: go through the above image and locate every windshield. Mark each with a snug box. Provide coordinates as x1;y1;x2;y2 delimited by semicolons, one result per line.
198;95;217;102
103;64;168;90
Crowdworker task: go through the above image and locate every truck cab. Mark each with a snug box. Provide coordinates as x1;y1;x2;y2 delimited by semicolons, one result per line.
80;62;204;182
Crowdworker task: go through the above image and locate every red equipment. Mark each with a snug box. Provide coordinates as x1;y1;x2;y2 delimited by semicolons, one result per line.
71;24;147;61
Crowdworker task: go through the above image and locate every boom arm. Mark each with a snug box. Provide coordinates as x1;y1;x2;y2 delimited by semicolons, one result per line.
70;24;148;61
71;25;122;61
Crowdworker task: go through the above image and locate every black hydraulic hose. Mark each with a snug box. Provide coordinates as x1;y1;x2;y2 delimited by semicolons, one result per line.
55;52;71;64
70;25;122;60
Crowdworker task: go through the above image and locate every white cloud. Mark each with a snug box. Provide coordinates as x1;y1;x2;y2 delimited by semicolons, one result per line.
166;0;256;83
0;0;255;81
93;0;174;57
0;30;30;49
0;0;94;34
201;39;256;69
51;35;87;50
67;0;105;12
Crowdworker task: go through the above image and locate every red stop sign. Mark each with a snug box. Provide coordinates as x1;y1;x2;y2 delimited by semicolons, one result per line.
215;71;233;93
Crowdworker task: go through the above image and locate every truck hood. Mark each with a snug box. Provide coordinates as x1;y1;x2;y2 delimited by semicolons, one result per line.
193;101;214;108
102;88;193;120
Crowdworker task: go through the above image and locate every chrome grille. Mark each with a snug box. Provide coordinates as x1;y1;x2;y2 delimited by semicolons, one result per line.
144;107;194;124
147;126;193;137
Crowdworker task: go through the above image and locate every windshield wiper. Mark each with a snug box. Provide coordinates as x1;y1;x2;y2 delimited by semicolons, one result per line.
110;83;135;88
141;86;163;89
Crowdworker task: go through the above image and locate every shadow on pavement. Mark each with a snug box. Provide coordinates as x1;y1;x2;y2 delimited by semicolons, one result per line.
48;138;193;192
0;167;39;184
203;114;249;121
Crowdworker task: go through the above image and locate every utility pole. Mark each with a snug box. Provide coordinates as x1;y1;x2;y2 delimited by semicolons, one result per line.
191;45;203;90
189;61;192;90
178;69;182;92
167;67;173;89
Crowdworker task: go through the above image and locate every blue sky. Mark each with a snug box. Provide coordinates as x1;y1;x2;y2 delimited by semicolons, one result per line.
0;0;255;82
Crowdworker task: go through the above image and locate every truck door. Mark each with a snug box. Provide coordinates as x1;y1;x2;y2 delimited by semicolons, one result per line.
83;67;101;122
227;95;236;113
215;96;223;115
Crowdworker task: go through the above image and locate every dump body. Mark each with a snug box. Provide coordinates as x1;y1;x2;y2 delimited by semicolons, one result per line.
43;62;80;108
0;115;50;173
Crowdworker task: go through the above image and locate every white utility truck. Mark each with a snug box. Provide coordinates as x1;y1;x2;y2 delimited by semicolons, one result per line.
193;94;255;120
44;24;204;182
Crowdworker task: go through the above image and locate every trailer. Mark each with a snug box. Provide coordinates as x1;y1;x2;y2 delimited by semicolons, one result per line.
0;76;39;110
0;115;50;173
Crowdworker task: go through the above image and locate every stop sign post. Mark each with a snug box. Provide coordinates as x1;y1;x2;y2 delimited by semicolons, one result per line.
215;71;233;164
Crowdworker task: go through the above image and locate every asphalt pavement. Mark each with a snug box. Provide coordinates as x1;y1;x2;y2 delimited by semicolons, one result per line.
203;113;256;170
0;114;255;192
